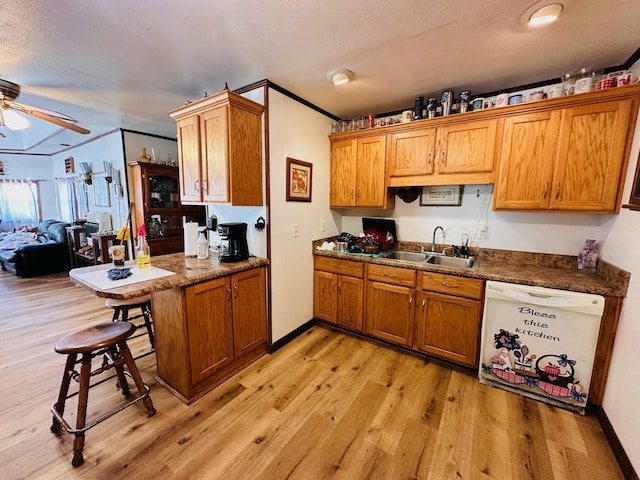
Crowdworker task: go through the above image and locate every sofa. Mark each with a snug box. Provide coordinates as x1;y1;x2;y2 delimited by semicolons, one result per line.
0;219;71;277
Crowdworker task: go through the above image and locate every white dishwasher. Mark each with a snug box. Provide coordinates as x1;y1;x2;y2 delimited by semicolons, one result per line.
478;281;604;414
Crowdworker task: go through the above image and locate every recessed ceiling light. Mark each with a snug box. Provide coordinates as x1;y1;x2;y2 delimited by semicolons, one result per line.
327;69;354;86
526;2;564;26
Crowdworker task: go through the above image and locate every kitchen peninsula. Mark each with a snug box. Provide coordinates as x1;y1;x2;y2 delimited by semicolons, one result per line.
70;253;269;404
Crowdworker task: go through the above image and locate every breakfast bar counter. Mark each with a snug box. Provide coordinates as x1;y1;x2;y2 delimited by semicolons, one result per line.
69;252;269;299
69;253;269;405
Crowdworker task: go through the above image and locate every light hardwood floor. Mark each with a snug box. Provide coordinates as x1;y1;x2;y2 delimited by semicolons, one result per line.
0;271;624;480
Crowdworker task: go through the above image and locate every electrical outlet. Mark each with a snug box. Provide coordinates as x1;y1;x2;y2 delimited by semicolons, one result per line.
293;224;300;238
321;220;326;232
476;227;488;240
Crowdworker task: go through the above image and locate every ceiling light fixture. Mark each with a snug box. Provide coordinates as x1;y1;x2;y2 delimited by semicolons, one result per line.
0;105;30;130
328;69;354;86
528;2;563;26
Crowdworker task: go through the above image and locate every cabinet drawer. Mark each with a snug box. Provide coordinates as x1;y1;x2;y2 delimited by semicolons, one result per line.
367;264;416;287
421;272;484;299
315;256;364;278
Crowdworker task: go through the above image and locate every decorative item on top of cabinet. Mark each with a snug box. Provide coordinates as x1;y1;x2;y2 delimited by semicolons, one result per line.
128;161;206;255
168;84;264;206
494;99;636;212
329;134;394;208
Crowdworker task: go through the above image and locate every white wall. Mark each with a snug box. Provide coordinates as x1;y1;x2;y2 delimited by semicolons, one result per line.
341;186;607;255
598;62;640;473
0;154;57;220
268;88;336;342
51;131;126;230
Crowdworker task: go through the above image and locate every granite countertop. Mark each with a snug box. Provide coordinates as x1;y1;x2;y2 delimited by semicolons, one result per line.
313;240;629;298
69;253;269;299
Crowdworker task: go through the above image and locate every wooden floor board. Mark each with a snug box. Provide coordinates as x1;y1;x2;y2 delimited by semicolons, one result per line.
0;270;625;479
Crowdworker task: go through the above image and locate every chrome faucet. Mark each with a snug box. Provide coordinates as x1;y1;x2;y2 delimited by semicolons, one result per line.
432;226;445;253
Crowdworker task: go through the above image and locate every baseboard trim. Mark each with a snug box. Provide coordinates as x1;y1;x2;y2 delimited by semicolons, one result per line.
269;318;317;353
596;406;639;480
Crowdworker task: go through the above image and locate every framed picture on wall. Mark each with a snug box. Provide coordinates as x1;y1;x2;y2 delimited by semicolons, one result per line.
93;174;111;207
419;185;463;206
286;157;312;202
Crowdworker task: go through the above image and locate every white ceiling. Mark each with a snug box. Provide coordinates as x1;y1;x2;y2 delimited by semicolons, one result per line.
1;0;640;155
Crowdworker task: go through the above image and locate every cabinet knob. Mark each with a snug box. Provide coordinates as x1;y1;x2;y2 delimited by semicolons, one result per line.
202;179;208;194
233;283;239;298
195;180;200;192
428;150;433;166
226;285;231;300
441;281;459;288
543;181;549;198
421;298;426;311
555;181;561;199
441;148;446;164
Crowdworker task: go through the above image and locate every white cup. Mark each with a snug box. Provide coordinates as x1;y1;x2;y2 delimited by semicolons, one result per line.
548;84;564;98
495;93;509;107
616;73;639;87
401;110;412;123
574;76;593;94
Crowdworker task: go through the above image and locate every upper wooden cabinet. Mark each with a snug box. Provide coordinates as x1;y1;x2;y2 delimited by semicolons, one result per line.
169;86;264;206
330;134;392;208
495;98;635;212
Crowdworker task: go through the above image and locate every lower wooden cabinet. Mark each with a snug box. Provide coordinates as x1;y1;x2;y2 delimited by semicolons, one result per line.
154;266;267;404
313;257;364;331
414;272;484;367
364;264;416;347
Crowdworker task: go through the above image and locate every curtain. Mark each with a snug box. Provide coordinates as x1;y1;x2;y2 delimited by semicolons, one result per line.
55;177;89;224
0;180;40;232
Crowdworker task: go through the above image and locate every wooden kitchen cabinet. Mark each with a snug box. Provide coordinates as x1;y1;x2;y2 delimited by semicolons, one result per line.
387;118;497;186
313;256;364;331
329;134;393;208
364;264;416;346
169;86;264;206
494;99;634;213
128;161;206;255
153;266;267;404
414;272;484;367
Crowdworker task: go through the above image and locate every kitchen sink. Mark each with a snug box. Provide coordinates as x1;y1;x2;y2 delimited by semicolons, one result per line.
382;250;476;269
382;251;428;262
426;254;476;269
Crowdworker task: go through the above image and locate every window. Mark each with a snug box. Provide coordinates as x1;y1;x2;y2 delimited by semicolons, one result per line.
0;179;41;232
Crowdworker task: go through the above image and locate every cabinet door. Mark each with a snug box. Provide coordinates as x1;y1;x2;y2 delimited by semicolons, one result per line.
330;139;357;207
415;291;481;367
228;105;264;206
436;119;497;174
314;270;337;323
494;111;561;210
336;275;363;331
176;115;203;202
356;135;387;207
389;128;436;176
551;101;632;211
201;106;230;203
365;281;414;346
232;267;267;358
186;277;234;384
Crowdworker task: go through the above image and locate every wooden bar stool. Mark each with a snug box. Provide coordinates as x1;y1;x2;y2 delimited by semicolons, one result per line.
50;322;156;467
105;294;155;351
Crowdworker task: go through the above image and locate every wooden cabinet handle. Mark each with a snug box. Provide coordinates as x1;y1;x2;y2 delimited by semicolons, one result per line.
195;180;200;192
337;265;343;269
226;285;231;300
421;299;426;311
441;148;446;164
233;283;238;298
383;273;398;279
428;150;433;166
555;181;561;199
202;179;208;194
441;281;459;288
543;181;549;198
408;295;413;310
337;281;342;290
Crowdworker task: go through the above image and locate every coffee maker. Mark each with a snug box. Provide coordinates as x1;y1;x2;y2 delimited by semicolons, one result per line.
217;222;249;262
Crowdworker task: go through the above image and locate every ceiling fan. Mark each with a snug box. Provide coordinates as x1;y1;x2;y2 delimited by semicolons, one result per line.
0;78;90;135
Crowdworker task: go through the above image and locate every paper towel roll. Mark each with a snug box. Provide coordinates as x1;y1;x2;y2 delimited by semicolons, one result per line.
184;222;199;257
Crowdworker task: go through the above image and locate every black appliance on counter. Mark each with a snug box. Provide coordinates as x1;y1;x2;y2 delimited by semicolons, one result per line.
217;222;249;262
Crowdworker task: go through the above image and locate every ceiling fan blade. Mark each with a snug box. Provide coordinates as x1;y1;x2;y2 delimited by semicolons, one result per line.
9;102;90;134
